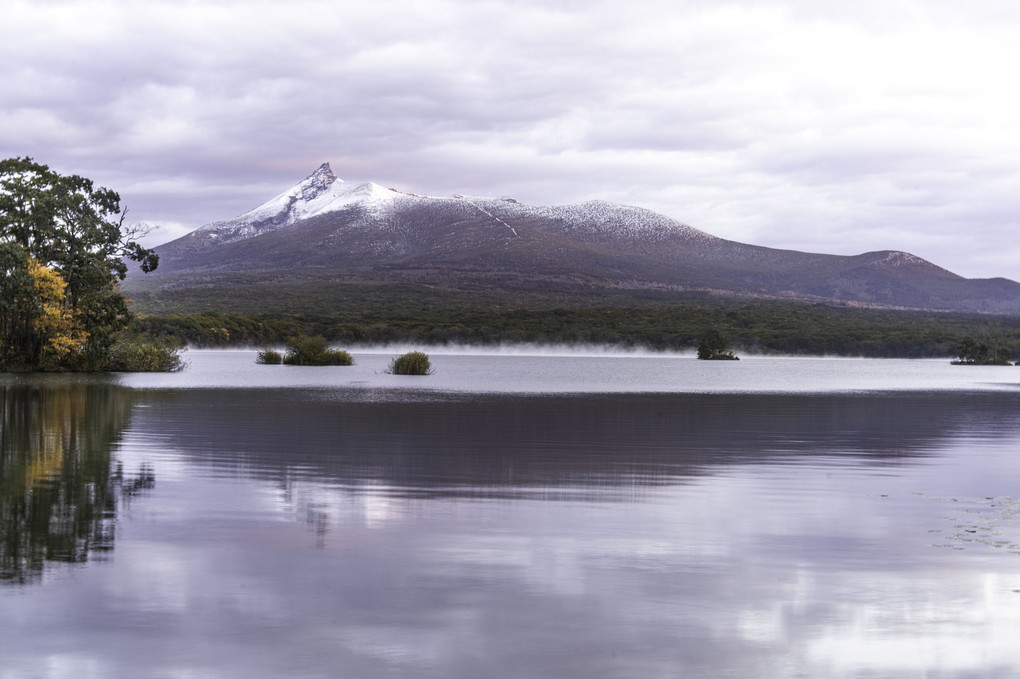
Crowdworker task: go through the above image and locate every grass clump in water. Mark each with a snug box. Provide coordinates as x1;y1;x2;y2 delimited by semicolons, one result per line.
387;351;432;375
257;332;357;364
106;337;186;372
275;335;354;366
256;348;283;364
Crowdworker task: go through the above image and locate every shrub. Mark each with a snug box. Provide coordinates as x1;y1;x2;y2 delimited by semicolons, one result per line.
316;348;354;366
106;337;186;372
281;334;354;366
256;348;283;364
387;351;432;375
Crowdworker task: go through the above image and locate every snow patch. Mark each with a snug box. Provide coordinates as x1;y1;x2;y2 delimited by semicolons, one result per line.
467;197;717;243
190;163;714;247
880;251;927;267
457;196;519;238
195;163;409;244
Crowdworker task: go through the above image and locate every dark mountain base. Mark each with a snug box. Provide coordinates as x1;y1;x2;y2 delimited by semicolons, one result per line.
128;282;1020;358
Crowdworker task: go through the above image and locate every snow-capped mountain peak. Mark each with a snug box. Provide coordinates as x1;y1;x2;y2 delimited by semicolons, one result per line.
142;164;1020;314
195;163;406;243
186;163;724;250
241;161;338;221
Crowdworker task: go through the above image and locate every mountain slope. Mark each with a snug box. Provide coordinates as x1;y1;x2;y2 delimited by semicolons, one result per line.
127;163;1020;314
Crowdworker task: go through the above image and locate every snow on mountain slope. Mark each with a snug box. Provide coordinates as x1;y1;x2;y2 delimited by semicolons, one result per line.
194;163;408;244
535;200;716;243
187;163;716;248
436;195;717;243
135;164;1020;313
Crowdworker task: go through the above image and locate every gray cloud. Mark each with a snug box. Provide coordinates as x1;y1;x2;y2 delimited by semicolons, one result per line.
3;0;1020;280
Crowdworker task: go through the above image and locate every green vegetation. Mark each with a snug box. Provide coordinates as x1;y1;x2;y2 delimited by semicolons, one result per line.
697;330;739;360
105;335;186;372
278;335;353;366
387;351;432;375
131;289;1020;359
0;157;177;372
256;348;283;364
951;337;1014;365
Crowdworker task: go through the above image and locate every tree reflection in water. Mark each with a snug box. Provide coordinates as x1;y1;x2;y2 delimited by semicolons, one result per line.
0;382;151;585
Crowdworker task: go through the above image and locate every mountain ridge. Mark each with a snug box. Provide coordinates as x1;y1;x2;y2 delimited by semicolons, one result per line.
126;163;1020;314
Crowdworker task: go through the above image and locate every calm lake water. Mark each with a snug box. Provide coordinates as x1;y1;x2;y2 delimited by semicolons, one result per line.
3;349;1020;678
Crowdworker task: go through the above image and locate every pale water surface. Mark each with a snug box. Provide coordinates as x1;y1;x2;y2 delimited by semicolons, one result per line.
3;350;1020;678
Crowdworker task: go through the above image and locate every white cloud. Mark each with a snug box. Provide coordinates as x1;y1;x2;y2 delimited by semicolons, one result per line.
3;0;1020;280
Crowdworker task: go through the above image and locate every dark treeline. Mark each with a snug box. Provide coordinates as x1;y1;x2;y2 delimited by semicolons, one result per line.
135;301;1020;358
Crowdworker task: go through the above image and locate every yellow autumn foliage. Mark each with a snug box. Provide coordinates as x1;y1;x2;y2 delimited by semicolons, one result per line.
25;257;88;359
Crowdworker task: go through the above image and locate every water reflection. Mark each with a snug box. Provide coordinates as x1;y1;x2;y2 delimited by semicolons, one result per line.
132;389;1020;498
0;383;150;584
5;381;1020;677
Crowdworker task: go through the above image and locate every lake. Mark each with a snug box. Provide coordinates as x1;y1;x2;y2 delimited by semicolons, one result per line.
3;349;1020;678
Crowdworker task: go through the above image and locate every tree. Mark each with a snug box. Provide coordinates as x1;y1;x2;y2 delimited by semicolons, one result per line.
0;157;159;371
952;337;1012;365
697;329;739;360
26;255;88;365
0;243;37;368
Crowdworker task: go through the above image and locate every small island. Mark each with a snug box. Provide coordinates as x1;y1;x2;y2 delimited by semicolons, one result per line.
697;330;740;361
256;335;353;366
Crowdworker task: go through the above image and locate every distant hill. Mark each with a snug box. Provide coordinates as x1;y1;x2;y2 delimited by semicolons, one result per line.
125;163;1020;314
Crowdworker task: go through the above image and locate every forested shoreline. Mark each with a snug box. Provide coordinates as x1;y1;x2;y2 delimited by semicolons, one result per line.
136;300;1020;358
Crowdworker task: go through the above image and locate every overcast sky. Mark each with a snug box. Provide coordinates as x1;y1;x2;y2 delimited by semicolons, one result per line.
4;0;1020;281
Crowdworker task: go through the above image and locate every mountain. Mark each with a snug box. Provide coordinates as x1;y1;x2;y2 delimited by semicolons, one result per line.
127;163;1020;314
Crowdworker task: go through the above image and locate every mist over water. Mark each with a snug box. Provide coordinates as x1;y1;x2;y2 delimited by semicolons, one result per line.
118;348;1020;394
347;341;698;357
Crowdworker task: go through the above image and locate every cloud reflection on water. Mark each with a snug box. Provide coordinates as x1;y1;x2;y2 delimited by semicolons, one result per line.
4;379;1020;676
